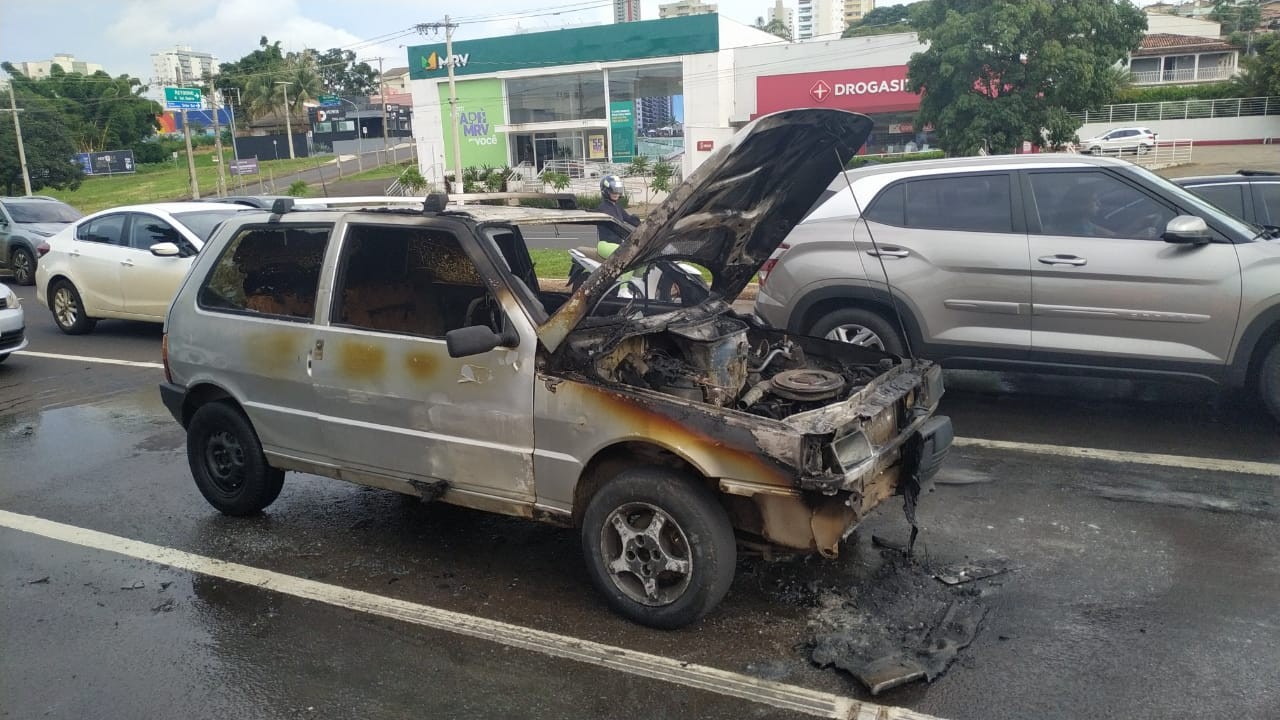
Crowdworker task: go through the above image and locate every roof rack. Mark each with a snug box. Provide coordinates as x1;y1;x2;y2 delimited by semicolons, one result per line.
267;192;581;215
1237;169;1280;177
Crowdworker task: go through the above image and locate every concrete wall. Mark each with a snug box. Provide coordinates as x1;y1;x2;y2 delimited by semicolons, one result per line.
1079;115;1280;144
732;32;924;121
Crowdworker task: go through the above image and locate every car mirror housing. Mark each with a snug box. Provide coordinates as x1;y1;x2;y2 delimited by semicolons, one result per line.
150;242;182;257
1163;215;1211;245
446;325;518;358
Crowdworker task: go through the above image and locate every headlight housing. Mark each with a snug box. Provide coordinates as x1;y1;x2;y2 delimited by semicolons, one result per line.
2;292;18;309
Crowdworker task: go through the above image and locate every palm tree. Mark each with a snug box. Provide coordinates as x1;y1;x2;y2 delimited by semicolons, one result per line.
242;51;322;125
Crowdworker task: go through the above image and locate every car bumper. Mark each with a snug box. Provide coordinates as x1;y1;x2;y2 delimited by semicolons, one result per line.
751;286;787;329
159;382;186;425
0;308;26;355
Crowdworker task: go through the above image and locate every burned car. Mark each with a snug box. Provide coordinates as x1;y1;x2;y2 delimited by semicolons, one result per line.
159;109;953;629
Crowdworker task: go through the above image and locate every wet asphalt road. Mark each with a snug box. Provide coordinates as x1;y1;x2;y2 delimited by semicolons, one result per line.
2;280;1278;720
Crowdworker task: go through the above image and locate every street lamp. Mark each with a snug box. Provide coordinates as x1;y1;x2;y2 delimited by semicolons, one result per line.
273;139;279;161
275;81;295;160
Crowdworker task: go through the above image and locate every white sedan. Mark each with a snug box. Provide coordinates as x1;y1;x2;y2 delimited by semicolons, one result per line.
35;202;249;335
0;282;28;363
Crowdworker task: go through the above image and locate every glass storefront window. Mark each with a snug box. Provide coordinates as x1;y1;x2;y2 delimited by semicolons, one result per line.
606;63;684;162
508;72;605;123
864;112;936;155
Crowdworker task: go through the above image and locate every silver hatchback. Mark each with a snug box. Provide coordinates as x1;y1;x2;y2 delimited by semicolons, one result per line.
754;154;1280;421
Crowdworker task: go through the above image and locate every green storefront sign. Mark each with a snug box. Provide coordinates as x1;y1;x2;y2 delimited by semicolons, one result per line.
409;14;718;80
609;101;636;163
439;78;508;168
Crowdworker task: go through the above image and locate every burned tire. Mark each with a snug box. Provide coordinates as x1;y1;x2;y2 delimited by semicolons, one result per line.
49;280;96;335
187;402;284;516
581;467;736;629
1260;341;1280;423
809;307;906;355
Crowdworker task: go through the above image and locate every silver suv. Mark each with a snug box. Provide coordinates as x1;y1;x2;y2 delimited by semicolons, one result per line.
0;196;82;285
159;110;953;629
754;154;1280;420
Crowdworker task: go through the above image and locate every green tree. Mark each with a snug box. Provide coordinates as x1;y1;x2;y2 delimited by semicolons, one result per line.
241;50;323;126
217;37;286;106
316;48;379;96
1234;33;1280;96
753;16;793;41
907;0;1147;155
1210;0;1262;35
0;90;84;194
1;61;160;153
843;5;911;37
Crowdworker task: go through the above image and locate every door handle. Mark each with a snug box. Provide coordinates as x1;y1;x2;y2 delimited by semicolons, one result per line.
1038;254;1087;267
69;250;81;258
867;247;909;259
120;259;134;267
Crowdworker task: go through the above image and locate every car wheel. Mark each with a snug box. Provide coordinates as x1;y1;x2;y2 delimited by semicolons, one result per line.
1260;341;1280;423
581;467;736;629
10;247;35;286
49;280;96;335
1137;144;1150;156
1088;146;1102;155
809;307;906;355
186;402;285;516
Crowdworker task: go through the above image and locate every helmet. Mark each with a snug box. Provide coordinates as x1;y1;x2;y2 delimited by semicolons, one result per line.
600;174;624;199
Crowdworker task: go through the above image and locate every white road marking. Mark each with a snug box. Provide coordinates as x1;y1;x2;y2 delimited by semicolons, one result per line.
0;509;945;720
14;350;163;369
954;437;1280;478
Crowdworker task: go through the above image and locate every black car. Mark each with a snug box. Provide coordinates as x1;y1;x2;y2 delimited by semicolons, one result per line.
1174;170;1280;229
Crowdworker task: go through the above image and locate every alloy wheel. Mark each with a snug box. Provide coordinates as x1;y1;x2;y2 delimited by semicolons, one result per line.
53;287;79;329
599;502;693;607
11;251;32;284
825;323;887;350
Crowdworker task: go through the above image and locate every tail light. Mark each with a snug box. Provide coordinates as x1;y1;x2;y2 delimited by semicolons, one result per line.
36;241;50;257
759;243;791;287
161;333;172;383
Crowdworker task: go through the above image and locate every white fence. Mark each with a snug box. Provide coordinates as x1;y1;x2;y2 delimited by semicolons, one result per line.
1072;138;1195;168
1071;96;1280;125
1129;66;1235;86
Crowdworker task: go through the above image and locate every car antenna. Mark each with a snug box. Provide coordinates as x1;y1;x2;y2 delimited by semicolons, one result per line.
835;150;917;361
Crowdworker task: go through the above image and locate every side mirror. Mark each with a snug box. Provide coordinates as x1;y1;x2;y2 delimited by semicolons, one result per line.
446;325;518;358
1163;215;1211;245
150;242;182;257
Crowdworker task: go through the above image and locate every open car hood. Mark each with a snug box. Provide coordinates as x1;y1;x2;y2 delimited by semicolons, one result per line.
539;108;872;352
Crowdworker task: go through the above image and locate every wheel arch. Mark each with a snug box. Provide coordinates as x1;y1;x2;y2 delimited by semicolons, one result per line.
181;382;242;428
789;284;924;346
1230;304;1280;389
572;441;712;527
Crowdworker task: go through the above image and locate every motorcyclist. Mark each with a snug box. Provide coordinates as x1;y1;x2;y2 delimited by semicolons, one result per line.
598;175;640;226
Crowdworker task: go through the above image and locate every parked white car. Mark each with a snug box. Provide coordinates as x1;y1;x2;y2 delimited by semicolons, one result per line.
0;282;28;363
35;202;248;334
1080;126;1158;155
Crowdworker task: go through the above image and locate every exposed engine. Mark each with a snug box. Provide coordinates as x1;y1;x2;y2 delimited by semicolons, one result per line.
591;313;892;419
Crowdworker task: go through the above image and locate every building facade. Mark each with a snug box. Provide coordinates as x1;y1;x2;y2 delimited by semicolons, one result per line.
658;0;718;19
797;0;844;40
614;0;642;22
13;54;104;79
843;0;875;28
151;46;219;86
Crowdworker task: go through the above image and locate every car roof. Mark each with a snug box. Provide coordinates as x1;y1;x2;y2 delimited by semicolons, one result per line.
845;152;1134;179
91;202;249;215
1174;173;1280;185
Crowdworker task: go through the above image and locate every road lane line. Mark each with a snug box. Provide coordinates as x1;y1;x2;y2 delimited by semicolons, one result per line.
954;437;1280;477
13;351;163;369
0;509;944;720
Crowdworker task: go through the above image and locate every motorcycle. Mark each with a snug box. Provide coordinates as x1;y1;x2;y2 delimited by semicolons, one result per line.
568;240;711;305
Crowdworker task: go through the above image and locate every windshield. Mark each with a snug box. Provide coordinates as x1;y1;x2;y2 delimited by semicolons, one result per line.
172;209;248;242
1127;165;1259;239
4;201;82;224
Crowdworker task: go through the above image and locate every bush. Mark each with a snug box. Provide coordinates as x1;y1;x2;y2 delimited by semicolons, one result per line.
288;180;309;197
1111;82;1241;104
848;150;945;168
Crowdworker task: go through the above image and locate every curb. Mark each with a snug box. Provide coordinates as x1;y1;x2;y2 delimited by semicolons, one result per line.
539;278;759;302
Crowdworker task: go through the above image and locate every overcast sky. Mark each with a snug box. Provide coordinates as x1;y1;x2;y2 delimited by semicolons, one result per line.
1;0;1157;85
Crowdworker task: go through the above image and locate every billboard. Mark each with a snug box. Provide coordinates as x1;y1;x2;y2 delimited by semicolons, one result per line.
229;158;260;176
438;78;508;168
74;150;136;176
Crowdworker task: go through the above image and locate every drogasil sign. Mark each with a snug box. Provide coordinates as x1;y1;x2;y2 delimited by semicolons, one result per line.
814;78;911;101
758;66;919;116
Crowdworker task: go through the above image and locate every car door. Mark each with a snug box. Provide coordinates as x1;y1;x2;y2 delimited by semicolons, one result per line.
70;213;129;313
854;171;1032;355
308;217;537;504
1023;168;1242;366
120;212;198;319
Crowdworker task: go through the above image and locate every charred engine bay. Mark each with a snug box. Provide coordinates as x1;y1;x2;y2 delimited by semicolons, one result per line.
560;306;899;420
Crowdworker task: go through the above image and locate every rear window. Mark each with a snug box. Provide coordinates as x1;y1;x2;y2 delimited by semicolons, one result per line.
198;225;331;321
173;209;248;242
4;201;81;224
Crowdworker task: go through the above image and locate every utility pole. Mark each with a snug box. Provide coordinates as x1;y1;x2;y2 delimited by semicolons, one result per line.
276;81;296;160
415;19;462;192
208;86;227;197
376;56;389;153
181;108;199;199
5;84;32;195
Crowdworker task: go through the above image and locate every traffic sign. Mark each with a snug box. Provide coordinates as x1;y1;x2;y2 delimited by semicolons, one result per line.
229;158;260;176
164;87;204;110
319;94;341;107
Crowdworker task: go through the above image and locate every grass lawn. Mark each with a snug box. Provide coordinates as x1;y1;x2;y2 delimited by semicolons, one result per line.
339;160;414;183
45;149;323;213
529;249;573;279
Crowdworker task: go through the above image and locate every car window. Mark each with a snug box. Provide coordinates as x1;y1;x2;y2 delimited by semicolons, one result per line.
864;184;905;226
198;225;331;321
127;214;184;251
1254;183;1280;226
1029;171;1175;240
76;214;128;245
3;201;81;224
172;209;247;242
331;225;503;339
1185;184;1246;221
904;174;1013;233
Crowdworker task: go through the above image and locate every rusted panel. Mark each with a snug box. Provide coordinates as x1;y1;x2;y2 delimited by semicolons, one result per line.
404;350;440;381
338;340;387;380
245;332;303;376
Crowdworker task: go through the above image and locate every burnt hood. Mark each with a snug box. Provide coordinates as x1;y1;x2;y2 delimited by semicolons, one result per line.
539;108;872;352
